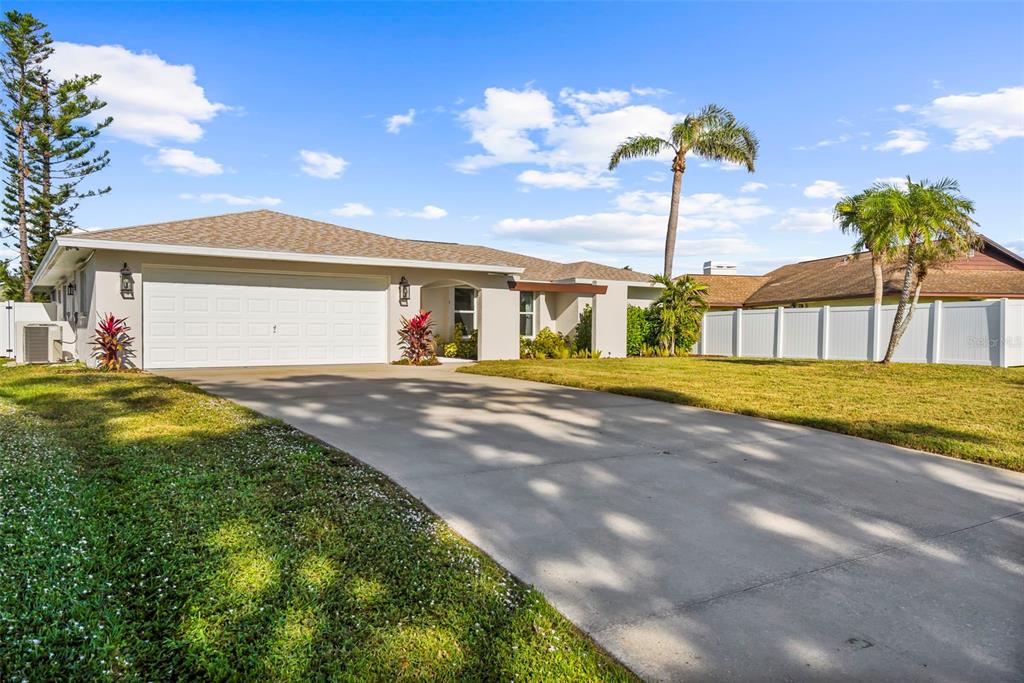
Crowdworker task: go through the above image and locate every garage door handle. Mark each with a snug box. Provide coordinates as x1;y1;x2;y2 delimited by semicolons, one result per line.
273;324;277;334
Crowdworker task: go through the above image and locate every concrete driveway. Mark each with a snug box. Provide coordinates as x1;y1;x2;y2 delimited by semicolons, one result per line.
161;363;1024;681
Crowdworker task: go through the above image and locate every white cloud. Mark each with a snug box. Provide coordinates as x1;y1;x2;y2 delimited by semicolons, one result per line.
893;104;913;113
146;148;223;176
874;129;930;154
494;211;763;256
613;190;772;230
558;87;631;116
330;202;374;217
48;42;227;146
456;86;679;174
795;134;851;150
495;211;675;253
700;160;745;171
1005;239;1024;257
803;180;844;199
630;86;671;97
456;87;556;172
298;150;348;179
386;108;416;134
923;86;1024;151
517;169;617;190
740;181;767;193
179;193;281;206
772;208;835;234
873;176;910;189
545;104;679;169
494;188;771;256
392;205;447;220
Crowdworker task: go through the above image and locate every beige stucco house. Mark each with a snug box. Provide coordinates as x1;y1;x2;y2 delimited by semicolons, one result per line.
30;209;658;369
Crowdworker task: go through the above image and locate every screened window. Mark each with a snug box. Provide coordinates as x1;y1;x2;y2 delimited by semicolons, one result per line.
519;292;535;336
453;287;475;335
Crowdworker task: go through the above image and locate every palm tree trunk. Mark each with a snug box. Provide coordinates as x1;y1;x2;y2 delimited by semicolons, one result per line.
882;239;918;363
663;165;684;278
871;253;883;306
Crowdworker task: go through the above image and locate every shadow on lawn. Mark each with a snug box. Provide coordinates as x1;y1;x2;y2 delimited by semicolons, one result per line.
595;384;998;456
0;365;634;681
158;364;1024;681
692;356;819;368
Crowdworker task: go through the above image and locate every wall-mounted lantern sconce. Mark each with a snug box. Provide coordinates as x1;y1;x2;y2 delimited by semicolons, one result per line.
120;263;134;299
398;276;411;306
66;281;76;297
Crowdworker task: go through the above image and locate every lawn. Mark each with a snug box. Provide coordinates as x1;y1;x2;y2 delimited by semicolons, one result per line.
0;363;635;681
462;357;1024;472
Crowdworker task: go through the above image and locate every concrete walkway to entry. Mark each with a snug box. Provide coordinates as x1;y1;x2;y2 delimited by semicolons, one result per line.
160;363;1024;681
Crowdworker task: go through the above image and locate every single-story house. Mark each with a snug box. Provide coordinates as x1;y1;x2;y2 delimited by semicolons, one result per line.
30;209;659;369
691;235;1024;309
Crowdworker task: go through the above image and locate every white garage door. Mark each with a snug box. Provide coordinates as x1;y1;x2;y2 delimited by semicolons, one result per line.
143;267;387;369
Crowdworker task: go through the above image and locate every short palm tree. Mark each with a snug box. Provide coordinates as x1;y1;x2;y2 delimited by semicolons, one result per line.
608;104;759;278
650;274;709;355
833;187;900;305
865;177;979;363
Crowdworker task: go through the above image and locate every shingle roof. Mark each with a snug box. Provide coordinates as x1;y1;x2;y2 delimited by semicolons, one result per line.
690;274;771;306
77;209;649;283
687;237;1024;307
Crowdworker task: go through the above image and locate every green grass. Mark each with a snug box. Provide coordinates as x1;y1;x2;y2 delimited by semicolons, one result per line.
0;363;635;681
462;357;1024;472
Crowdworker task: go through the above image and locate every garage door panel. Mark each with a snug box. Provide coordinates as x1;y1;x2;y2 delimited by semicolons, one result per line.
144;268;386;369
216;297;241;313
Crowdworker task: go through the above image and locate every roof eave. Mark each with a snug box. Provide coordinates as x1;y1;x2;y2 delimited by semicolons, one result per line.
51;237;527;275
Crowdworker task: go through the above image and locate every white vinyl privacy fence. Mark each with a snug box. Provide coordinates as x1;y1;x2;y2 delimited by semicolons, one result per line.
694;299;1024;368
1;301;58;358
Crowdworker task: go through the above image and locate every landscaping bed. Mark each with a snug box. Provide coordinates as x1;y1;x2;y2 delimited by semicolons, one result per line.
462;357;1024;471
0;363;634;681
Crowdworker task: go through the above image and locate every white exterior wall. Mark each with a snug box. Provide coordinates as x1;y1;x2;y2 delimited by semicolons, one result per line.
592;283;627;357
75;250;523;367
478;286;519;360
694;299;1021;367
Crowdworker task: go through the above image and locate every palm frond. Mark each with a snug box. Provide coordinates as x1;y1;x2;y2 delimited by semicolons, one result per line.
607;135;674;170
671;103;758;171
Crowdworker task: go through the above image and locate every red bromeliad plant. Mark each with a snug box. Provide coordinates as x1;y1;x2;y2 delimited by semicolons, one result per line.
91;313;134;371
397;310;437;364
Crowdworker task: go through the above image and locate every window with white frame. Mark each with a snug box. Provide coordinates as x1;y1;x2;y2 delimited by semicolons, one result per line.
519;291;536;336
453;287;475;335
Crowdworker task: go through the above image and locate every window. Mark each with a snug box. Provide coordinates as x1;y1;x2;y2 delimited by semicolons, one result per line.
453;287;475;335
519;291;536;336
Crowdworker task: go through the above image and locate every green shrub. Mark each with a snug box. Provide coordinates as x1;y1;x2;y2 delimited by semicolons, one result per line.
530;327;569;359
519;336;534;359
626;305;657;356
445;323;478;359
572;304;592;352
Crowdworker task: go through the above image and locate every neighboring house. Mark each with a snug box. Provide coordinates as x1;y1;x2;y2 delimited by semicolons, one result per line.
691;235;1024;309
30;210;657;369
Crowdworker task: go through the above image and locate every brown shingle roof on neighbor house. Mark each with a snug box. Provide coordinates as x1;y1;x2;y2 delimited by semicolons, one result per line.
688;237;1024;307
78;209;649;283
689;274;771;307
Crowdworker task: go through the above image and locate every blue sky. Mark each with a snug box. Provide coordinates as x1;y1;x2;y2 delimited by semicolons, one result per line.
16;1;1024;275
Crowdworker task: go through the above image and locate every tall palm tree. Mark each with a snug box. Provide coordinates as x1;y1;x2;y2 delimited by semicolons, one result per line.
609;104;758;278
833;187;900;305
867;177;979;364
650;274;709;355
